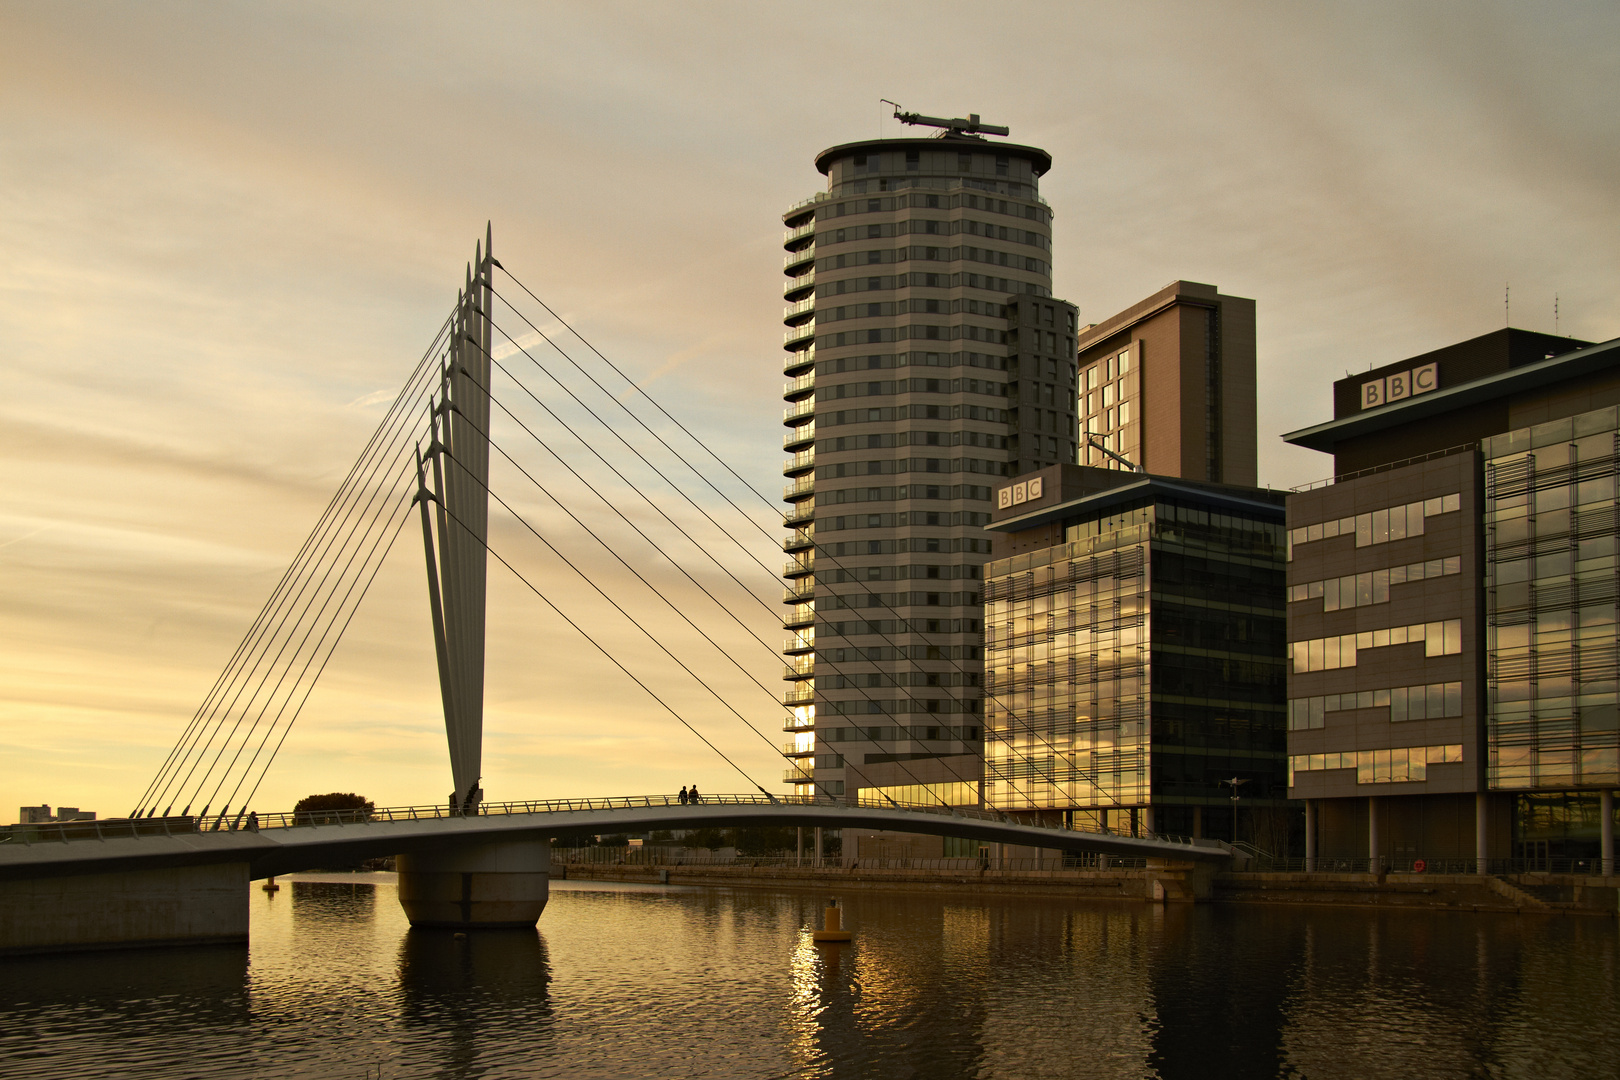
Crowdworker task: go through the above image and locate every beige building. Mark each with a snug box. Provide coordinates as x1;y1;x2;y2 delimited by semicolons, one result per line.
778;126;1077;810
1076;281;1256;485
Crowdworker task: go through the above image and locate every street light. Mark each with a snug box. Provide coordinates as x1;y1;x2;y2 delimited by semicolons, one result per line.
1220;777;1250;844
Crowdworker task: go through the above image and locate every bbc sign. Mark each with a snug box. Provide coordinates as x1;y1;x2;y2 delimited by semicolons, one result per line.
996;476;1044;510
1361;363;1438;409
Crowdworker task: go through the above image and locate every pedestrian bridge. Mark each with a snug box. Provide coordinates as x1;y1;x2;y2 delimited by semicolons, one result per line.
0;793;1235;885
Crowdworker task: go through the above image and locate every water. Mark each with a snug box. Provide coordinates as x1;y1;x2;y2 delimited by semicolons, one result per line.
1;874;1615;1079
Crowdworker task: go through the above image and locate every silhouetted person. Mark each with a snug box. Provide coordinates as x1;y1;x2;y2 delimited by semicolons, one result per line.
679;786;689;805
689;785;701;805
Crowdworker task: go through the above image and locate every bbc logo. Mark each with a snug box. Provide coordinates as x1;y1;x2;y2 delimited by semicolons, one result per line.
1361;363;1439;409
996;476;1044;510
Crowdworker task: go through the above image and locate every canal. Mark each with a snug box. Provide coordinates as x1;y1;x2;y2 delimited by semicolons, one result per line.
0;874;1614;1078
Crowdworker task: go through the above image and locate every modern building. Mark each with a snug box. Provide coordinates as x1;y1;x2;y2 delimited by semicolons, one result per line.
1282;327;1620;870
779;119;1079;805
982;464;1291;846
1076;281;1257;485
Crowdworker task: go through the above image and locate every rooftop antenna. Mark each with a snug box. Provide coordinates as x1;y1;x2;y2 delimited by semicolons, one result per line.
888;102;1010;140
1555;293;1560;336
1086;433;1143;473
1505;282;1510;328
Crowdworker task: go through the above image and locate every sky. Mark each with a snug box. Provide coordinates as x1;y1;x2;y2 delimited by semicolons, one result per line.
2;1;1617;822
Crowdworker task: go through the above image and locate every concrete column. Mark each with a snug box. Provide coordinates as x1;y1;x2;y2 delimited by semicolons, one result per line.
1367;796;1381;873
1141;806;1155;836
396;840;548;928
814;826;824;868
1304;799;1317;872
796;827;803;868
1192;806;1202;839
1475;791;1490;875
1602;790;1614;877
0;863;248;955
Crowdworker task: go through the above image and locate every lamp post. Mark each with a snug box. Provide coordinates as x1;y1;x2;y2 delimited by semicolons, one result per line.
1220;777;1250;845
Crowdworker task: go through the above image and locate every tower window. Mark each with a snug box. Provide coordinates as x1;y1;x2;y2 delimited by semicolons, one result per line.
995;155;1009;176
906;150;920;171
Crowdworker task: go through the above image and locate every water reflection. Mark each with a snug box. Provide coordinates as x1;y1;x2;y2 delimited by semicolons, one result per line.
0;874;1614;1078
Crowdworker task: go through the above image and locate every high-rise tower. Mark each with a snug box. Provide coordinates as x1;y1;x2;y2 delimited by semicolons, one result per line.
779;116;1076;806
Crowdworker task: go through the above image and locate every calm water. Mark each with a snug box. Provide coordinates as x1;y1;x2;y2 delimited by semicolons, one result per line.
1;873;1616;1079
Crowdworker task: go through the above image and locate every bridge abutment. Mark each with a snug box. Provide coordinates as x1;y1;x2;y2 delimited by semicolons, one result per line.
1144;859;1216;903
0;862;249;955
396;840;548;928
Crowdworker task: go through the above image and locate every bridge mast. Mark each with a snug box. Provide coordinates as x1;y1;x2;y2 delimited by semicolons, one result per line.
426;226;494;813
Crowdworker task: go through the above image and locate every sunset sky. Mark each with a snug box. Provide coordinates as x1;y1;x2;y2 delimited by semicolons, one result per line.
2;2;1617;821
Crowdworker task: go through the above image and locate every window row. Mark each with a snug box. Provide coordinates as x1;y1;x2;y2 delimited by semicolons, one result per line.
1289;743;1464;785
1287;681;1463;730
1289;619;1463;672
1288;493;1460;555
1288;556;1461;610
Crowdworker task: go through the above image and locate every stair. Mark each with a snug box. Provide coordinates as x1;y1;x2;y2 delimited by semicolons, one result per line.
1488;875;1550;910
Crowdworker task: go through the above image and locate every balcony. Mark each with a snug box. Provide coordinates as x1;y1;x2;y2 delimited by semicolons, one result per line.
783;246;816;275
783;504;815;528
783;602;814;629
783;629;814;654
782;191;831;220
783;476;814;500
783;552;814;577
783;451;814;479
782;345;815;376
783;268;815;300
784;712;815;731
782;741;815;757
783;654;814;679
784;321;816;347
782;530;814;553
783;422;815;451
783;766;816;784
783;222;815;248
783;399;815;425
783;685;814;707
782;297;816;327
783;579;815;604
782;371;815;401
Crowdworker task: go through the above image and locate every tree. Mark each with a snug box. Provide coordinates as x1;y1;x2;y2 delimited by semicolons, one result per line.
731;825;795;857
293;792;373;824
684;826;727;850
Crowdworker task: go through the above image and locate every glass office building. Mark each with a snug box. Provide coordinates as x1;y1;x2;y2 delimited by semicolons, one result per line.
983;468;1289;842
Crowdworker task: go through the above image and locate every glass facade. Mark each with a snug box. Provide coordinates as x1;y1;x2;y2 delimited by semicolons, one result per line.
1485;404;1620;792
983;495;1288;830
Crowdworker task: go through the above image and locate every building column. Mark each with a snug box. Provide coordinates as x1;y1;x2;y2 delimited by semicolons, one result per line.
1475;792;1490;875
1304;799;1317;872
1192;806;1203;839
1602;790;1614;877
1367;796;1381;874
1141;806;1155;836
814;826;824;868
796;827;804;868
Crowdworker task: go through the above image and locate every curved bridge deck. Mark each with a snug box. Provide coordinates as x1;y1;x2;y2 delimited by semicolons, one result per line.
0;794;1235;882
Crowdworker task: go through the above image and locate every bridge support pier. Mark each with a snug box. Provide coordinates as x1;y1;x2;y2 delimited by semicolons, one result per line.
1144;859;1215;903
396;840;549;929
0;862;249;955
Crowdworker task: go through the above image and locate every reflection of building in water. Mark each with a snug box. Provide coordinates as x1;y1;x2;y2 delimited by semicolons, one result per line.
1283;328;1620;868
982;464;1291;844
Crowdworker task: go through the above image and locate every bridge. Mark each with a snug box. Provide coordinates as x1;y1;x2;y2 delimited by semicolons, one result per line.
1;231;1234;954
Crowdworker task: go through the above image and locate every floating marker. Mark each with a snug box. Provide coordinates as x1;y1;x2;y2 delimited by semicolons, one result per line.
812;899;852;942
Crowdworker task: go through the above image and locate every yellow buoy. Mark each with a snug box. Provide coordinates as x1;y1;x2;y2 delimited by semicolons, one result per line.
812;900;852;942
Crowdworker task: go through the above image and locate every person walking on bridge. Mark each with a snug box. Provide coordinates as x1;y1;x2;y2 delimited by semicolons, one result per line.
689;785;701;805
679;786;688;805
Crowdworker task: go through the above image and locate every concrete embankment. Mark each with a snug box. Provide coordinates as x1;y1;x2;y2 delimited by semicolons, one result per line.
559;862;1620;916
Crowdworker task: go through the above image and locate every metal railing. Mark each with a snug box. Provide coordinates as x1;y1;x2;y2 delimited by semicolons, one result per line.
1232;855;1617;876
553;848;1146;871
1291;442;1477;492
1;792;1225;855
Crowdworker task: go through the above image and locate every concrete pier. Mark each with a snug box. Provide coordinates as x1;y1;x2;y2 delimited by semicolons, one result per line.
0;862;248;956
396;840;548;928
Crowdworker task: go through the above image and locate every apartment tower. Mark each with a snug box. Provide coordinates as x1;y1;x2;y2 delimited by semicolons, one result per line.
780;116;1077;805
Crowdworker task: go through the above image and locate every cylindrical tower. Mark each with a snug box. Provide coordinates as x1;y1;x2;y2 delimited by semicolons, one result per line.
778;131;1068;807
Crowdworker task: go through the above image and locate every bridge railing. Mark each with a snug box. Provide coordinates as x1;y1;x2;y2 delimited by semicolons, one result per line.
2;794;1221;853
552;847;1151;871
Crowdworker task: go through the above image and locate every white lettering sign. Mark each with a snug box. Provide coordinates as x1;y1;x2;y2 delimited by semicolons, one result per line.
997;476;1046;510
1361;363;1438;410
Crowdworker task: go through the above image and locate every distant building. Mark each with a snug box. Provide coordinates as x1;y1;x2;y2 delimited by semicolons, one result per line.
1282;327;1619;870
17;805;95;824
983;463;1290;845
1076;281;1257;486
